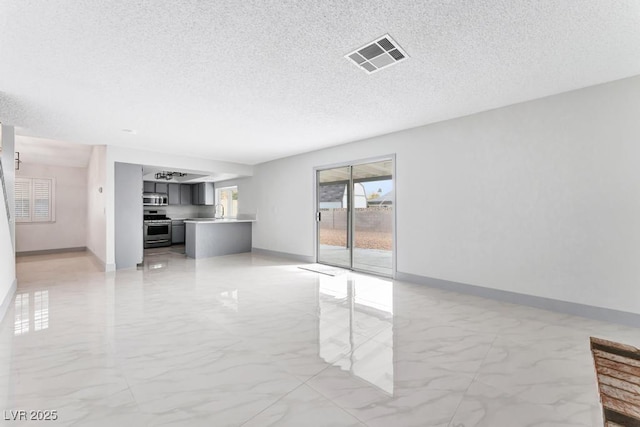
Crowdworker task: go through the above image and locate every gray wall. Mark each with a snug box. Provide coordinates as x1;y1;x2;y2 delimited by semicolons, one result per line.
248;75;640;316
115;162;143;269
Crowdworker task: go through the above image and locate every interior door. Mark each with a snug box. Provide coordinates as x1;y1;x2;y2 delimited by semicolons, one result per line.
317;166;351;268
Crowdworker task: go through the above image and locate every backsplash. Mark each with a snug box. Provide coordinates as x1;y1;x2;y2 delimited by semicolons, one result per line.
161;205;217;219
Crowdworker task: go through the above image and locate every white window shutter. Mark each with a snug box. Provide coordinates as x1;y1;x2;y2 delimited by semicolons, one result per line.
15;178;31;222
32;179;52;222
14;177;55;223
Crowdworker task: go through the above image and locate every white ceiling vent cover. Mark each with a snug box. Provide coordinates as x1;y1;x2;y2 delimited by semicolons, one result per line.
346;34;408;74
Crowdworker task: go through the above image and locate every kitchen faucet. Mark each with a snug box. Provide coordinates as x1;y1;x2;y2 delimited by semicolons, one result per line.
214;203;225;219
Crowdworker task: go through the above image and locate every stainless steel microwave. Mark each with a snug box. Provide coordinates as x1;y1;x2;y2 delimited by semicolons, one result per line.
143;193;168;206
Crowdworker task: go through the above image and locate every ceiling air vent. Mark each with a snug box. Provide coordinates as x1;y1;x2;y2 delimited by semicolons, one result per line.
346;34;408;74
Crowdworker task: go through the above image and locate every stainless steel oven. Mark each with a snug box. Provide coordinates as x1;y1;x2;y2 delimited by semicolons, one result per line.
143;210;172;248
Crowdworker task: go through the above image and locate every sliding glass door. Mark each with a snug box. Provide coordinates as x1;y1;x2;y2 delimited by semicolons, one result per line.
317;166;351;268
352;160;393;275
316;159;394;276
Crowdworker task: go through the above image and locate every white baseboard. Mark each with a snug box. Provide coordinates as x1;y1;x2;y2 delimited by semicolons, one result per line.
86;247;112;272
396;271;640;328
0;278;17;324
16;246;86;256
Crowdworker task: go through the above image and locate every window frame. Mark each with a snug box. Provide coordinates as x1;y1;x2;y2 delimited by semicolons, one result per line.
215;185;238;218
15;176;56;223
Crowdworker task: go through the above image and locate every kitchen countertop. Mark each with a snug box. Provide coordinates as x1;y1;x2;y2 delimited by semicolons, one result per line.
183;218;256;223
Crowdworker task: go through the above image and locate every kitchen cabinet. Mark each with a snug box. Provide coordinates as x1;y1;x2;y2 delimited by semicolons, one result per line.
184;220;253;258
172;220;185;244
192;182;214;205
155;182;168;194
143;181;170;194
180;184;192;205
168;184;180;205
191;185;198;205
143;181;210;205
143;181;155;193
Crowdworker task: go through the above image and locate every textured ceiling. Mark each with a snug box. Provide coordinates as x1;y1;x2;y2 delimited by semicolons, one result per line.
1;1;640;165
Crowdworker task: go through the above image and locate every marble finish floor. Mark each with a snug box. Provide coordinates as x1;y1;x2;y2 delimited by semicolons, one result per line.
319;245;392;276
1;251;639;426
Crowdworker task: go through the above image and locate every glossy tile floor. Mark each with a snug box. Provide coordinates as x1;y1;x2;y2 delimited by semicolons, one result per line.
319;245;393;277
1;251;639;426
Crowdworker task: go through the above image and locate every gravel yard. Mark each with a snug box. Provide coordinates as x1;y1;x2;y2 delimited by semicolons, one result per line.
319;228;392;251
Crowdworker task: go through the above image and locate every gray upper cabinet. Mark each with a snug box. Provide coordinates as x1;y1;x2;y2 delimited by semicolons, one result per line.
143;181;155;193
155;182;168;194
191;184;200;205
180;185;192;205
192;182;214;205
167;184;180;205
143;181;170;194
143;181;209;205
202;182;215;205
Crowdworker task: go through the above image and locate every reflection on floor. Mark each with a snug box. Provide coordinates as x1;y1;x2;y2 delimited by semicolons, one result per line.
1;250;639;426
144;244;185;256
143;245;186;271
319;275;394;395
319;244;392;276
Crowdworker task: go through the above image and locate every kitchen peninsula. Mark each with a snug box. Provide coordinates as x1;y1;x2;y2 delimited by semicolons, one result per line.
184;218;254;259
